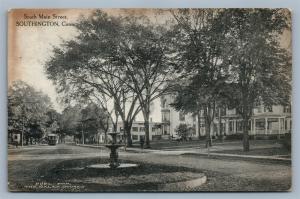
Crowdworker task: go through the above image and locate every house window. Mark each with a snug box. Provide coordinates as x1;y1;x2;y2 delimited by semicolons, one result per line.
219;108;226;116
162;99;167;108
257;106;263;113
132;127;139;132
132;135;138;140
256;119;265;130
140;127;145;132
248;121;251;130
191;125;196;135
264;106;273;113
284;105;291;113
236;121;243;131
179;111;185;121
162;112;170;122
152;127;156;132
229;121;233;132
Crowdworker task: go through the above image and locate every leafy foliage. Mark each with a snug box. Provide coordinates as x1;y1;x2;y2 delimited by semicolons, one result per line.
60;103;110;143
169;9;291;150
8;81;54;143
169;9;231;147
45;10;175;147
175;124;193;140
221;9;291;151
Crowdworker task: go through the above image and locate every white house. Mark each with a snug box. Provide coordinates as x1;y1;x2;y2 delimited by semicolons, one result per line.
160;94;292;139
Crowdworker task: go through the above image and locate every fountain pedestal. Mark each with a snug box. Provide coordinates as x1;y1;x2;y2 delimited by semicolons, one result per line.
87;132;138;170
105;132;123;169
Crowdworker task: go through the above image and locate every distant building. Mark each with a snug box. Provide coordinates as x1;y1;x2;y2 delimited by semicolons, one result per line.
96;120;164;143
95;94;292;143
161;94;292;139
115;120;164;142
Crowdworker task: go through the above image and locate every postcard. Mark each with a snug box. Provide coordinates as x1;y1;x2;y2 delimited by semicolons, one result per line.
8;8;292;192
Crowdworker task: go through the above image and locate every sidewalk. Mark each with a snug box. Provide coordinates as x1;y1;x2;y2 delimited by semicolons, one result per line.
76;143;291;163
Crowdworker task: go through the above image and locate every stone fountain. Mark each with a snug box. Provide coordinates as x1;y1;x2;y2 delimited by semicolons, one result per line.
105;132;123;168
68;132;207;191
87;132;138;169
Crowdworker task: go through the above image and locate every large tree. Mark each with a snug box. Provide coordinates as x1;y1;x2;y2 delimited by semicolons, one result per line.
169;9;230;147
60;105;83;141
80;102;111;144
46;10;174;148
222;9;291;151
111;16;175;148
8;80;53;145
45;10;141;146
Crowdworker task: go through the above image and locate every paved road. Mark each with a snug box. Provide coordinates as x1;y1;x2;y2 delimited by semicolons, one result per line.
8;144;291;191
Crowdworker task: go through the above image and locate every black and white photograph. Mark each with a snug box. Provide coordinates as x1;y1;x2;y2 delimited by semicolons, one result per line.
7;8;292;192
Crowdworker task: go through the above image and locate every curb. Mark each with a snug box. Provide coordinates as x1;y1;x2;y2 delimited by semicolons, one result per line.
182;152;291;163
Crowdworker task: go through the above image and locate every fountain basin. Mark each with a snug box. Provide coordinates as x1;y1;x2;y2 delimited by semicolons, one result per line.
86;163;139;169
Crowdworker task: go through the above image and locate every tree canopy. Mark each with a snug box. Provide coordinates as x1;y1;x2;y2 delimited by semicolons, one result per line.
8;80;54;144
45;10;175;147
44;9;291;150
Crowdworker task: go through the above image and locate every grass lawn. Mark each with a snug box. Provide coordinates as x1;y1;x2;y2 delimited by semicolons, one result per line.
213;147;291;157
8;157;205;192
195;170;291;192
8;155;291;192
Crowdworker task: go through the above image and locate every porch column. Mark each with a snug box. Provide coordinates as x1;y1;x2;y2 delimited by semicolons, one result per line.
278;118;281;134
283;118;286;133
265;117;268;135
225;119;229;136
250;119;253;135
233;120;236;134
253;118;256;135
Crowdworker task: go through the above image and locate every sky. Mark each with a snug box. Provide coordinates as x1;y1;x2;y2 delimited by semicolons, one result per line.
7;9;164;122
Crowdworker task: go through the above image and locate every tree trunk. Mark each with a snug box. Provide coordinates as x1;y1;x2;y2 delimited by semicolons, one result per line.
144;119;150;148
124;121;133;147
205;122;212;148
104;132;108;144
242;117;250;152
197;111;202;140
218;108;224;142
142;101;151;149
204;106;213;148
